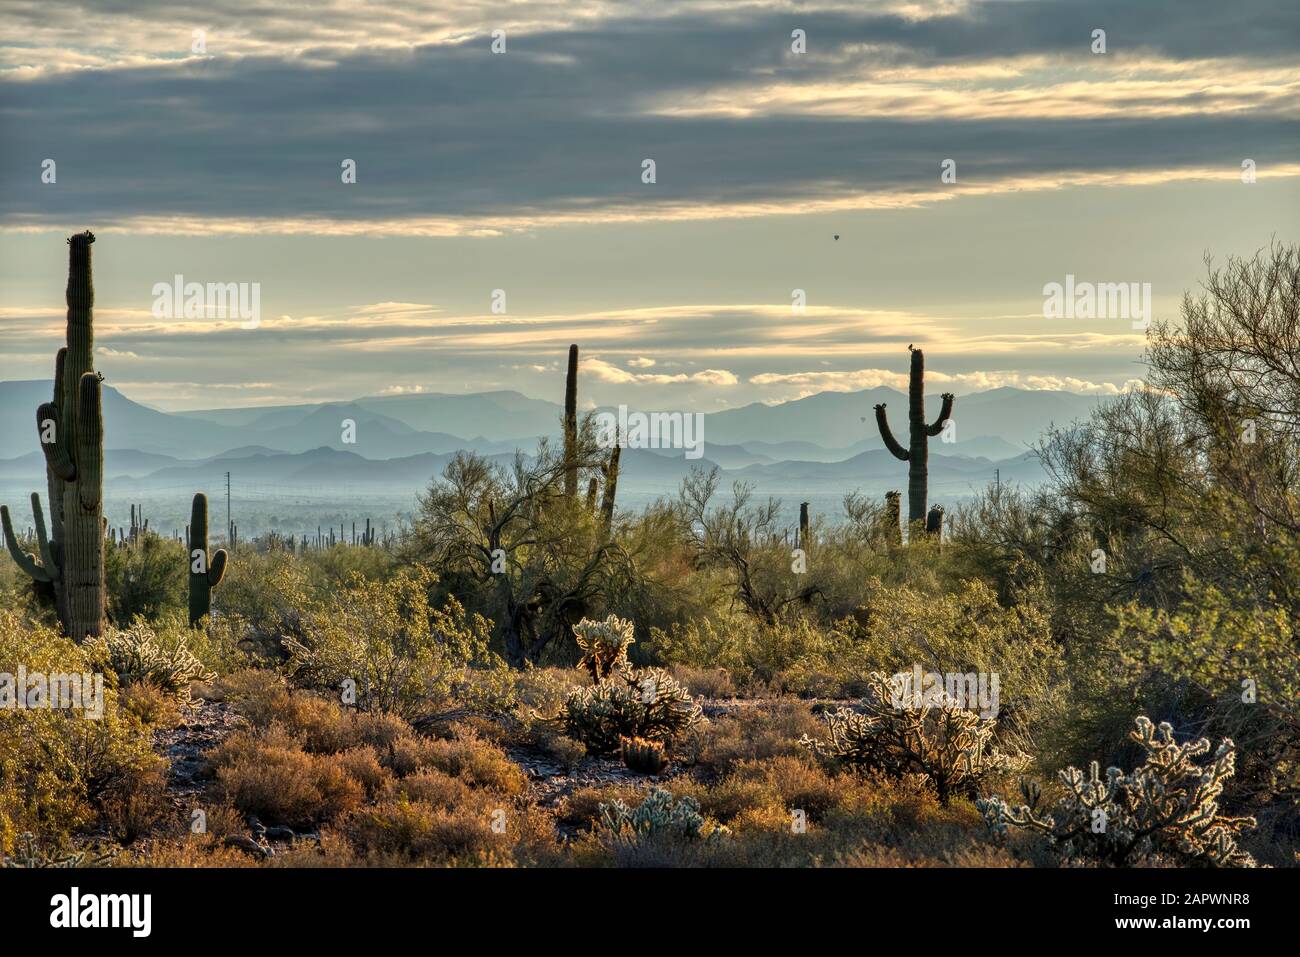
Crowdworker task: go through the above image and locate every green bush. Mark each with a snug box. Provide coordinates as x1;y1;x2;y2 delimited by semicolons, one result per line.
283;567;511;720
0;611;162;854
105;533;187;625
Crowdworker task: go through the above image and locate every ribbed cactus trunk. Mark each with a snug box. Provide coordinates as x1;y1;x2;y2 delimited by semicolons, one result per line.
798;502;810;547
0;231;105;641
873;347;954;526
187;492;229;626
599;444;620;536
563;344;579;498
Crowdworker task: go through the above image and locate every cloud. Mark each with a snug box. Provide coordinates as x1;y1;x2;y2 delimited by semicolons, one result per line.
2;1;1297;233
749;367;1148;395
582;356;737;387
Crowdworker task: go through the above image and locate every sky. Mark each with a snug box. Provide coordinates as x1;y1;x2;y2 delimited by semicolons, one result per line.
0;0;1296;412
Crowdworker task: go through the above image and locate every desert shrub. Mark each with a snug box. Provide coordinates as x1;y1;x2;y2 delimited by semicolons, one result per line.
334;746;389;798
560;666;703;754
87;619;215;698
210;724;366;827
670;665;734;699
511;666;588;712
420;727;525;794
802;672;1024;803
692;701;824;774
0;611;161;854
3;833;118;868
344;798;503;864
532;730;587;771
283;567;510;721
119;679;183;728
651;615;849;693
395;768;473;809
978;716;1257;867
573;614;635;681
1116;575;1298;805
105;532;187;624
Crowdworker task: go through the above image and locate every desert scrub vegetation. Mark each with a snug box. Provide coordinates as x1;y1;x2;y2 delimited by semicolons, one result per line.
801;672;1025;804
1;243;1296;868
282;567;512;721
86;619;215;697
0;611;165;856
979;717;1258;867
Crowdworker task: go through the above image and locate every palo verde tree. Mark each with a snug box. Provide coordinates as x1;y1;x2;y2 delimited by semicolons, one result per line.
412;436;633;667
678;466;821;624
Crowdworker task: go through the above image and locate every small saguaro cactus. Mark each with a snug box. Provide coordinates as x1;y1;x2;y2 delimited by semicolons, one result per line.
0;231;106;641
873;346;954;526
883;491;902;546
925;504;944;538
187;492;229;626
563;343;579;498
599;443;620;536
798;502;811;547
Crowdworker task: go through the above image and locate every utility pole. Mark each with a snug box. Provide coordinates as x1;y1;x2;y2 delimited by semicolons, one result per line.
225;471;232;542
994;468;1001;493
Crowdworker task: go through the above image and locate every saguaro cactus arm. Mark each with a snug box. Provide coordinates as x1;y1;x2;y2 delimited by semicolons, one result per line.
76;373;103;510
1;502;54;583
926;393;955;436
36;402;76;481
207;548;228;586
874;404;910;460
29;492;60;581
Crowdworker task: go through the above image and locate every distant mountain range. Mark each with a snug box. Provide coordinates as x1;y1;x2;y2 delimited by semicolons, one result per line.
0;379;1102;534
0;379;1100;464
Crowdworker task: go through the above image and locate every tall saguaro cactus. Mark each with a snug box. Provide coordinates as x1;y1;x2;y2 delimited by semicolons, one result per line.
0;231;105;640
187;492;229;626
873;346;954;525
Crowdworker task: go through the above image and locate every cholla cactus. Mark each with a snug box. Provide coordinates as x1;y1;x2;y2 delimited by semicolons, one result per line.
87;621;215;698
977;717;1257;867
561;665;702;754
801;671;1022;803
599;788;720;843
573;614;635;681
3;833;117;868
620;735;669;775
